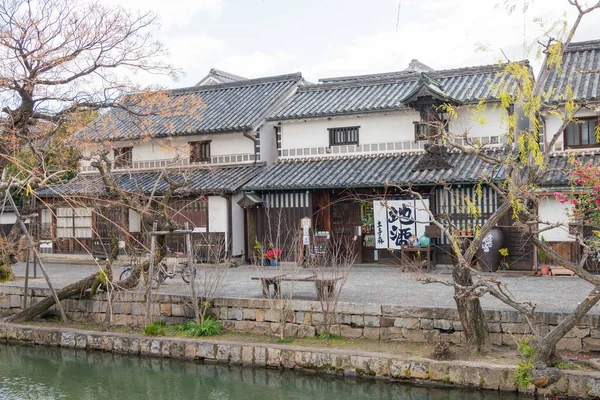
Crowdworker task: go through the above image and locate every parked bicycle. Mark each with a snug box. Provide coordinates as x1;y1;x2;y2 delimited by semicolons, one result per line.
119;248;196;287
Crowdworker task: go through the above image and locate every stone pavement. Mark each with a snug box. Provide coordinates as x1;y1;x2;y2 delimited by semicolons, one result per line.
5;261;598;314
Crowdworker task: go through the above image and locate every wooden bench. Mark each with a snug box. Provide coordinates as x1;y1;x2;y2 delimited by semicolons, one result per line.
251;273;343;300
400;245;435;272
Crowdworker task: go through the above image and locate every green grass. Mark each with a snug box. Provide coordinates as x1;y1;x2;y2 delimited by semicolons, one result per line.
176;318;222;337
553;361;585;370
144;318;222;338
144;320;167;336
318;333;342;341
514;361;533;389
517;337;535;359
276;337;294;344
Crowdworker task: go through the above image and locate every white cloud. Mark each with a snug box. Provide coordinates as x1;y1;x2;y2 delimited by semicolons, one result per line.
215;52;296;78
101;0;222;28
300;0;596;81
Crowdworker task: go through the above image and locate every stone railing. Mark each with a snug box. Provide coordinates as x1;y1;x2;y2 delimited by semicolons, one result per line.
1;286;599;353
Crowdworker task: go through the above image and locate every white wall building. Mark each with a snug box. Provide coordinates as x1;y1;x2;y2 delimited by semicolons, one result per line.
39;71;304;259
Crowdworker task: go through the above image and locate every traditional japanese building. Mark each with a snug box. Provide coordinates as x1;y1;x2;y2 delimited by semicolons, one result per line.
36;71;304;258
242;61;536;268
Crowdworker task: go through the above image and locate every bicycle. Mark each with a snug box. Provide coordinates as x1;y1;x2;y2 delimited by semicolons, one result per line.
119;248;197;287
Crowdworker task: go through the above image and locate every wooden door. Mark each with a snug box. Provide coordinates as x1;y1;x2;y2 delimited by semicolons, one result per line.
331;201;362;263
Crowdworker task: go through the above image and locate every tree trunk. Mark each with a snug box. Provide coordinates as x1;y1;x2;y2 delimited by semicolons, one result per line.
7;271;100;323
453;264;490;351
5;258;153;323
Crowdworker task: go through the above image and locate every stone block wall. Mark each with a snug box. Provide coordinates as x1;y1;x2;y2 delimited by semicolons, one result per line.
2;285;600;352
3;322;600;398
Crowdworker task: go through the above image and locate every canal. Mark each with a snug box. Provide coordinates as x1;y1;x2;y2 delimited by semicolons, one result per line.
0;344;527;399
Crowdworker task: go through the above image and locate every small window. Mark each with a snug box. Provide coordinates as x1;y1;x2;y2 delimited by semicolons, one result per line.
329;127;359;146
190;141;211;163
564;118;599;149
113;147;132;168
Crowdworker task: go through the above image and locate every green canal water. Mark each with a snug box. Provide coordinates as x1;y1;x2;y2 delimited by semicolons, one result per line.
0;343;527;399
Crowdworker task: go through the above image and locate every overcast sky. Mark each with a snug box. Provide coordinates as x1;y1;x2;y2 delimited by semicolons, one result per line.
101;0;600;88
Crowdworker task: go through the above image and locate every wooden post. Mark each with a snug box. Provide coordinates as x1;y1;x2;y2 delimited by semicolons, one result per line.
185;222;200;323
22;247;30;308
145;222;158;326
7;191;68;322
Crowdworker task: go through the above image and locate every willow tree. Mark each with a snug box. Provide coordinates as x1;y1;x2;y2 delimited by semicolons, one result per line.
0;0;179;282
415;0;600;386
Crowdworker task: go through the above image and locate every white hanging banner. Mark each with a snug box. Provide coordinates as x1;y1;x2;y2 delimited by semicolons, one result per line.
373;199;430;249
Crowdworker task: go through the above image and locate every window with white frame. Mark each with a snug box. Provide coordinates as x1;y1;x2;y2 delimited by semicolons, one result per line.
56;207;92;238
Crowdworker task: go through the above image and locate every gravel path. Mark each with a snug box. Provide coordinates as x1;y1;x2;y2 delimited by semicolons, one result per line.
5;261;597;314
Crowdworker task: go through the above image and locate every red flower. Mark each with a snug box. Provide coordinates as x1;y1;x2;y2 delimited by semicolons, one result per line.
265;248;282;260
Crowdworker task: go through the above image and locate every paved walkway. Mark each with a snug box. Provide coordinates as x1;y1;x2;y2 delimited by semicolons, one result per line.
4;261;597;314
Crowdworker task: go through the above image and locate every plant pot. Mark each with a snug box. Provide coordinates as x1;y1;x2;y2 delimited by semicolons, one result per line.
540;265;550;275
270;260;278;267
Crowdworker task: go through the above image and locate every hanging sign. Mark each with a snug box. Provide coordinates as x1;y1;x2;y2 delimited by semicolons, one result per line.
373;199;430;249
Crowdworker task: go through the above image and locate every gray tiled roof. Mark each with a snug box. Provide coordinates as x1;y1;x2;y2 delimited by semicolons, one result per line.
242;151;505;191
541;151;600;186
77;73;302;141
269;63;525;120
541;40;600;104
196;68;247;85
242;150;600;191
37;165;264;197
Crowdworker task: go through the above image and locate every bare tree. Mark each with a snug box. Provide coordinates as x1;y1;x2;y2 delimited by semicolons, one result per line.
254;208;302;340
186;231;229;325
308;233;355;338
0;0;181;280
390;0;600;386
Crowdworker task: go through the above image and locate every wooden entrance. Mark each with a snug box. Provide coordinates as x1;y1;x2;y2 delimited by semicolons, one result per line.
331;200;362;263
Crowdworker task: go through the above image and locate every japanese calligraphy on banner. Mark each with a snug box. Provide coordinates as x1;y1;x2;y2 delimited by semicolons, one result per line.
373;199;430;249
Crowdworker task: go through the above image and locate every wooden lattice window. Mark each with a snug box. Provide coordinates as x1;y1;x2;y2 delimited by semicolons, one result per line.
56;207;92;238
190;141;211;163
329;127;359;146
564;118;599;149
113;147;132;168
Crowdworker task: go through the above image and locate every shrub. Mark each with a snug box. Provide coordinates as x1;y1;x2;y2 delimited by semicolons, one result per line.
179;317;221;337
144;320;166;336
514;361;533;389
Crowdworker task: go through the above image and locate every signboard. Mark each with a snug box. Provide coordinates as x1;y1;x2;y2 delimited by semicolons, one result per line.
301;217;311;246
373;199;430;249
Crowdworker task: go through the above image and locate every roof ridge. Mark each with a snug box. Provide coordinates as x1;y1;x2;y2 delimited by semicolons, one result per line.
171;72;302;95
209;68;248;81
565;39;600;52
299;62;528;92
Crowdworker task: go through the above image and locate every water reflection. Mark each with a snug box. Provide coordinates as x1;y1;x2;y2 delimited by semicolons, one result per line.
0;344;525;400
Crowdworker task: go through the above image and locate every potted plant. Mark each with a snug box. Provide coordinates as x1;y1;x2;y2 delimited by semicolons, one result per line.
538;236;550;275
498;248;509;270
265;248;282;266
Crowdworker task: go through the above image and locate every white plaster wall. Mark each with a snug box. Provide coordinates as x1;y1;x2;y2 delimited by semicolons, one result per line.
280;112;418;149
132;132;254;162
279;107;507;151
449;107;507;138
231;193;245;257
0;213;16;225
128;209;141;233
259;122;278;164
538;196;574;242
208;195;228;233
544;109;599;151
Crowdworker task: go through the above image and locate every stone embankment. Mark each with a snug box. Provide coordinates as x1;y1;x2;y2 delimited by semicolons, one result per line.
3;321;600;398
2;285;600;352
